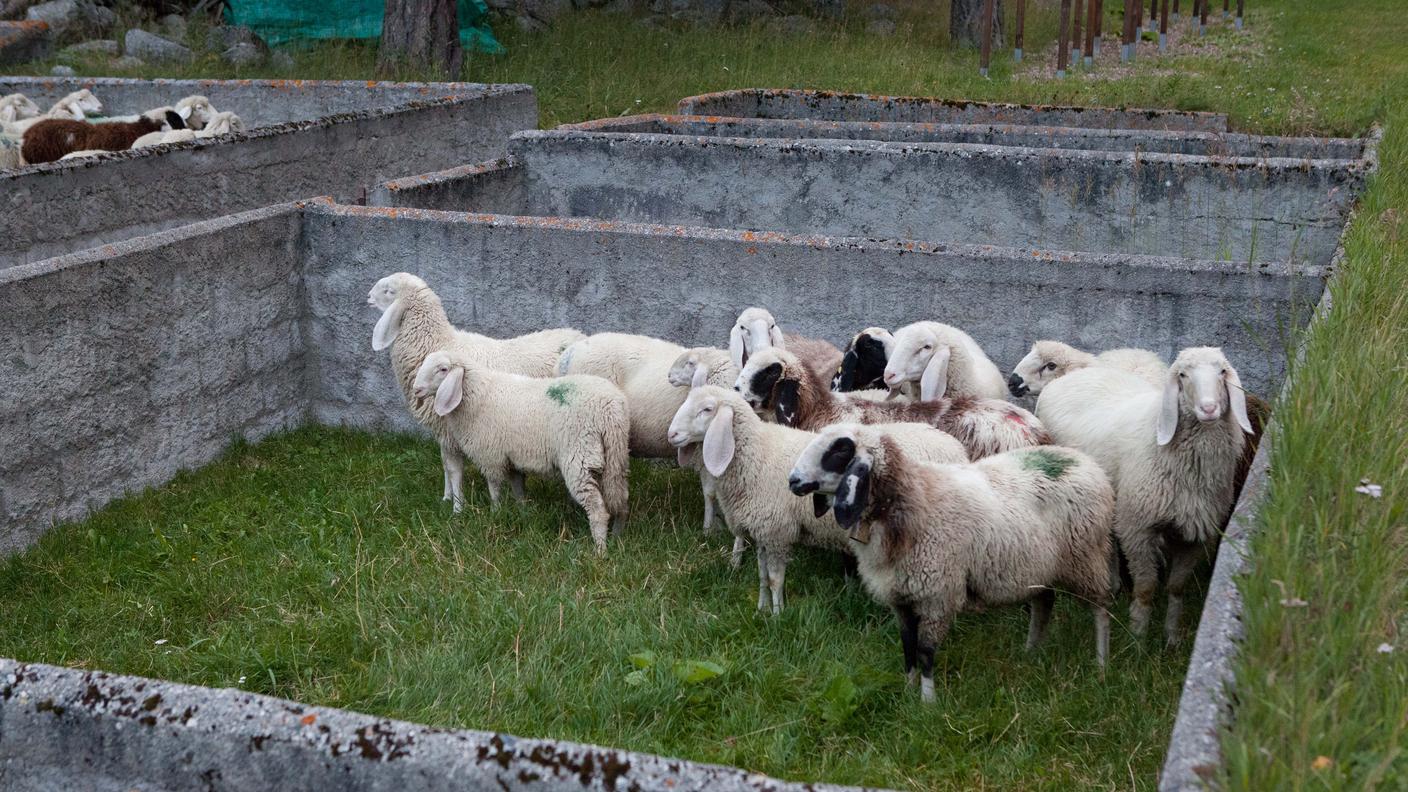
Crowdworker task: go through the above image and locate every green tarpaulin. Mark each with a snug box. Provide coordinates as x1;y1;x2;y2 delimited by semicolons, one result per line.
226;0;503;54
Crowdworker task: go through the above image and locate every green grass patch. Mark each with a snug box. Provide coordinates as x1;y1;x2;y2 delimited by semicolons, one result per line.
0;426;1194;790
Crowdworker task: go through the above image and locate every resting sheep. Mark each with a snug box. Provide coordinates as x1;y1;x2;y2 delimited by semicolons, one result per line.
2;91;97;135
737;346;1048;459
668;386;967;614
0;93;40;124
729;307;843;388
1008;340;1166;398
1035;347;1254;645
788;424;1114;702
21;108;185;164
414;351;630;556
882;321;1008;401
368;272;586;511
132;111;247;149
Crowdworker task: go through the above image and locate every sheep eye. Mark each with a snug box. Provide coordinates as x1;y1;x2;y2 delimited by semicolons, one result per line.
1221;368;1228;375
1179;372;1187;379
1043;362;1056;372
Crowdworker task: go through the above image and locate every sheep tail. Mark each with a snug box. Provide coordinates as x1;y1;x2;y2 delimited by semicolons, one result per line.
601;398;631;520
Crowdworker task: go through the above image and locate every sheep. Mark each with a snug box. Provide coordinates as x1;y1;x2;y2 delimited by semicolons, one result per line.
665;347;740;538
1008;340;1167;398
729;307;843;388
132;112;247;149
737;346;1049;459
1035;347;1255;645
57;149;112;161
21;108;185;164
132;128;196;148
2;93;91;135
198;111;244;136
668;386;967;614
175;95;217;130
368;272;586;511
831;327;893;392
787;423;1115;702
0;93;40;124
413;350;630;556
882;321;1008;401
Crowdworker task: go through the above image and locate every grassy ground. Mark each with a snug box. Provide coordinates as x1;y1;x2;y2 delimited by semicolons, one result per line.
4;0;1407;788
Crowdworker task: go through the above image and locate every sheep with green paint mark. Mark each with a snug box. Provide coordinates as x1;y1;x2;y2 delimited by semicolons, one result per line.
788;424;1115;703
414;350;630;557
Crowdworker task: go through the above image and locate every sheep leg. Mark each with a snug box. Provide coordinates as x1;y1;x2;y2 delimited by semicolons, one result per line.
439;438;465;513
1119;520;1162;638
482;469;506;507
730;534;746;570
896;604;920;687
755;546;770;611
916;610;955;704
507;469;526;503
1093;604;1111;672
1025;588;1057;650
766;549;790;615
1163;538;1201;647
701;476;720;533
566;477;611;557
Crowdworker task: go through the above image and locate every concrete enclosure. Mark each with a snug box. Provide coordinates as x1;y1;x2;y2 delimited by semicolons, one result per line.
373;129;1364;267
0;77;536;267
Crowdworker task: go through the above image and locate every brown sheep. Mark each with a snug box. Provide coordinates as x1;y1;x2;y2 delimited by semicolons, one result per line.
21;109;185;165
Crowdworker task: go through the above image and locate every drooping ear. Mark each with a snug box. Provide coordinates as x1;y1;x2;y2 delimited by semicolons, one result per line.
1156;374;1181;446
371;299;406;351
773;379;801;426
812;493;832;518
690;363;709;389
769;324;785;348
433;368;465;416
750;362;783;411
1225;368;1252;435
919;345;951;402
176;105;193;120
166;110;186;130
832;348;858;391
729;325;747;369
702;405;736;477
833;457;872;540
677;443;698;467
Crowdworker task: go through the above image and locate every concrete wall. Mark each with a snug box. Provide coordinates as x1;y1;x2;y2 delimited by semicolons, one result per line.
368;157;527;212
0;79;535;268
0;658;856;792
679;88;1231;131
376;130;1362;267
566;114;1366;160
0;202;308;555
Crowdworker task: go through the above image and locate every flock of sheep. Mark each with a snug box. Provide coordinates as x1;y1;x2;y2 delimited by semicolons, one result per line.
369;272;1264;703
0;89;244;168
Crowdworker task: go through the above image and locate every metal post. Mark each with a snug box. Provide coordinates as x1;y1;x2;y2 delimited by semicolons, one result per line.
1172;0;1179;22
1057;0;1072;76
1159;0;1169;50
980;0;995;76
1071;0;1083;66
1120;0;1133;60
1093;0;1103;57
1084;0;1098;65
1014;0;1025;61
1199;0;1208;35
1223;0;1229;19
1235;0;1243;28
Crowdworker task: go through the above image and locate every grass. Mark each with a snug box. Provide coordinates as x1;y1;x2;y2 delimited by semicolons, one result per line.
0;428;1193;790
3;0;1408;787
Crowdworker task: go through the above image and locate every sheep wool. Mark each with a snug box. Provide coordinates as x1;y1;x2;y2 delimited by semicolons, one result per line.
1008;340;1166;398
21;108;184;164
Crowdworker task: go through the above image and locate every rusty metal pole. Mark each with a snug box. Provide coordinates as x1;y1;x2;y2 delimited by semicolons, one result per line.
979;0;995;76
1172;0;1179;22
1199;0;1208;35
1121;0;1134;61
1159;0;1169;50
1071;0;1083;67
1222;0;1229;19
1014;0;1025;61
1093;0;1103;57
1057;0;1072;76
1235;0;1243;28
1084;0;1098;64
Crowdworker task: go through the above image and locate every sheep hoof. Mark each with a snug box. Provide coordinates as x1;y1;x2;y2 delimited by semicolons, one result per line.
920;678;936;703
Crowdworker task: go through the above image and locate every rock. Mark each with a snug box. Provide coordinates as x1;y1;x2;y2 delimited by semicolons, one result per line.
514;13;547;32
810;0;842;18
0;19;52;65
865;18;895;35
124;29;192;63
159;13;186;41
519;0;571;22
768;14;815;34
221;42;263;66
110;54;143;68
25;0;78;35
725;0;776;22
49;62;72;74
59;37;116;56
269;49;294;70
83;3;112;33
481;0;513;8
207;24;266;53
669;8;706;25
865;2;896;20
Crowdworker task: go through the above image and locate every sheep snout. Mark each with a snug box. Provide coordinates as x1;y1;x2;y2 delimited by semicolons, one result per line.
1008;372;1029;397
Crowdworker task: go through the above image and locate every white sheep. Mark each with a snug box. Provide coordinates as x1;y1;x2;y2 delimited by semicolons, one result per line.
1035;347;1253;645
666;347;741;539
132;112;247;148
414;350;630;556
788;423;1115;702
2;91;95;135
883;321;1008;401
668;386;967;614
737;346;1048;459
0;93;40;124
729;307;843;388
1008;340;1166;398
368;272;586;511
175;95;217;130
132;128;196;148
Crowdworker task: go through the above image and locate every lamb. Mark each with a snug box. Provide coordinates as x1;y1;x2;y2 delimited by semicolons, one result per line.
21;108;185;164
787;424;1114;702
882;321;1008;401
737;346;1049;459
0;93;40;124
413;350;630;556
2;92;93;135
368;272;586;511
1035;347;1255;645
729;307;843;388
666;347;741;537
1008;340;1166;398
667;386;967;614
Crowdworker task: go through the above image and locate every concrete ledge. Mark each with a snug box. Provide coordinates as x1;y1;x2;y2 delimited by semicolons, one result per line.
565;113;1365;160
368;156;526;212
0;658;864;792
679;88;1230;131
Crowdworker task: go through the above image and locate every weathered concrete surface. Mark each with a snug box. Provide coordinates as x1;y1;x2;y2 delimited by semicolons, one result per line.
0;20;52;66
0;78;535;268
0;658;866;792
567;113;1366;160
368;156;527;212
679;88;1230;131
381;130;1362;267
0;202;309;555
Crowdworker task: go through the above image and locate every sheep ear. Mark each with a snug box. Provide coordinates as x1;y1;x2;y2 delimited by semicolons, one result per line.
834;457;872;541
1156;374;1181;446
1226;368;1253;435
166;110;186;130
690;363;709;389
372;300;406;351
812;493;832;518
729;325;747;369
919;346;951;402
773;379;801;426
702;405;736;477
177;105;193;120
677;443;697;467
769;324;785;348
433;368;464;416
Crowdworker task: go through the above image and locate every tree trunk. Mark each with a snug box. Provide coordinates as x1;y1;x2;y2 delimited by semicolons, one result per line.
951;0;1004;49
379;0;463;78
